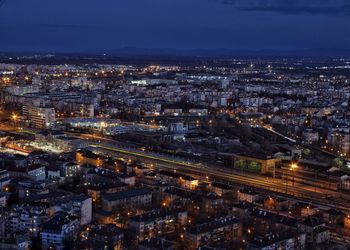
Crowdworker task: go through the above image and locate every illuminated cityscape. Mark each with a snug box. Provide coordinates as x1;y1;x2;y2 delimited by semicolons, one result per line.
1;1;350;250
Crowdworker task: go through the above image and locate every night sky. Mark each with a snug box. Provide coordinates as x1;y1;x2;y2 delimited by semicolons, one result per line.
0;0;349;53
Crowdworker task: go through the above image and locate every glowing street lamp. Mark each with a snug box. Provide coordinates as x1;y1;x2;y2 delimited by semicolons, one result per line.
290;163;298;186
290;163;298;170
11;113;18;126
11;113;17;120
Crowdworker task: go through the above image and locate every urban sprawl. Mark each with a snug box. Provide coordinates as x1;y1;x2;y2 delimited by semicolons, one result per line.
0;55;350;249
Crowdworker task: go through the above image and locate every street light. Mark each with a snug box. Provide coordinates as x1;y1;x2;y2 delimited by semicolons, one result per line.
290;163;298;170
290;163;298;187
11;113;18;126
11;113;17;121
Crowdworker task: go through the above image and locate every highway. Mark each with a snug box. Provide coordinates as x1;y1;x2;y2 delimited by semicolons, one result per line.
95;142;350;211
3;126;350;212
66;132;350;213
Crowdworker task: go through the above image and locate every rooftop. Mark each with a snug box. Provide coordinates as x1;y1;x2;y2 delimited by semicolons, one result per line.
42;212;77;233
187;216;239;234
102;188;152;201
139;237;176;250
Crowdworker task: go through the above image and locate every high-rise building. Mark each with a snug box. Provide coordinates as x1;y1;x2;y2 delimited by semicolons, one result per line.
23;102;55;128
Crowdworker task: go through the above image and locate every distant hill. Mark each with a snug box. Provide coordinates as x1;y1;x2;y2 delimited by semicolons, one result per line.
97;47;350;58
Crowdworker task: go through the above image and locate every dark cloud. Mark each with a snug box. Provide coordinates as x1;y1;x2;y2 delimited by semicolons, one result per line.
0;0;349;52
221;0;350;15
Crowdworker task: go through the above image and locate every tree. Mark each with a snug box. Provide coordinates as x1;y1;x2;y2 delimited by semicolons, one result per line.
333;157;344;168
302;148;311;157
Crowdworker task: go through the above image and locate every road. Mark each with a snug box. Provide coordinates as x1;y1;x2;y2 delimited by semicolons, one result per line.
262;124;296;143
66;132;350;213
3;127;350;212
